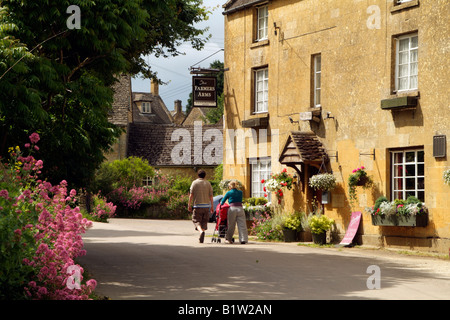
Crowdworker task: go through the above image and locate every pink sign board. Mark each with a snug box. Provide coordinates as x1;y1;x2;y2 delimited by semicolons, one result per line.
340;211;362;246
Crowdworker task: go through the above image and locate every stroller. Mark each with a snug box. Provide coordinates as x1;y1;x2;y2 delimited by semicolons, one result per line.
211;203;229;243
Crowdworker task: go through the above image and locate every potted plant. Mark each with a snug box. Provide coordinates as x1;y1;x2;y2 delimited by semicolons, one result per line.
348;166;372;204
281;211;303;242
366;196;428;227
307;214;334;245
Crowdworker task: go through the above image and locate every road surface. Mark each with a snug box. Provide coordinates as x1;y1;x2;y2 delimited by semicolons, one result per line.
78;218;450;300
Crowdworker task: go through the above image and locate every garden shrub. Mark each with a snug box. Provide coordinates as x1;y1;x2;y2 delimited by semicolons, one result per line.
0;133;104;300
94;156;155;194
250;212;283;241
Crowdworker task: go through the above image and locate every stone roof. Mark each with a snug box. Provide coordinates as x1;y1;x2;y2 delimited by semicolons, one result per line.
132;92;174;125
223;0;267;15
127;122;223;167
279;131;328;164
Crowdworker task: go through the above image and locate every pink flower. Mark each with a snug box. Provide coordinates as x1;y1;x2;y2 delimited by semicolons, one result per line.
0;189;9;199
86;279;97;290
29;132;40;144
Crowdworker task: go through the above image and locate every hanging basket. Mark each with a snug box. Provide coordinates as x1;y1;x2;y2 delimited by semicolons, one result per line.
356;175;368;186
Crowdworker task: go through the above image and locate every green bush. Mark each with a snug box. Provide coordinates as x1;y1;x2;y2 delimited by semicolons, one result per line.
94;157;154;194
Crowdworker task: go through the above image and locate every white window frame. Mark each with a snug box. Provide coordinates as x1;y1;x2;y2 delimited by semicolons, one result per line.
142;176;152;186
142;102;151;113
391;148;425;202
250;158;271;200
395;33;418;92
254;68;269;113
313;54;322;107
256;5;268;41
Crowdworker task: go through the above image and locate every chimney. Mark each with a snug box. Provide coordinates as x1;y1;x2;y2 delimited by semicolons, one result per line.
151;79;159;96
174;100;182;114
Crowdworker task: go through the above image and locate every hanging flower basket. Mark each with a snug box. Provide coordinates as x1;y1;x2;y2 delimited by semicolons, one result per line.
356;175;368;186
309;173;337;191
348;166;373;204
261;168;293;204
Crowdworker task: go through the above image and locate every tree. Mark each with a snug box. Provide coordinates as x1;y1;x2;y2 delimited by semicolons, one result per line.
0;0;210;189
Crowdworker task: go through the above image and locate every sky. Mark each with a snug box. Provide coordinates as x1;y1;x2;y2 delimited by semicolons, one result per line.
131;0;225;111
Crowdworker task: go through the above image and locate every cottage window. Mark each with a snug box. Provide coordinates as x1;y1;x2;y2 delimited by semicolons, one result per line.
313;54;322;107
391;149;424;202
250;158;271;200
395;33;418;92
256;5;268;41
142;102;151;113
254;68;269;113
142;176;152;186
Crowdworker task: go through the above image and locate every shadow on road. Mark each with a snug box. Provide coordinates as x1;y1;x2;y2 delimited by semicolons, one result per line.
78;220;450;300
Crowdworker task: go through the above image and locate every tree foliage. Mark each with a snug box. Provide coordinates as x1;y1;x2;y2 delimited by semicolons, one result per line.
0;0;210;189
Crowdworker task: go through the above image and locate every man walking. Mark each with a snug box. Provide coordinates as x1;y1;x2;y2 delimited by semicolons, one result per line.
188;169;214;243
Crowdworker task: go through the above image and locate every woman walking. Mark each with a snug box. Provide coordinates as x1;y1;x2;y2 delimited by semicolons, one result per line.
220;181;248;244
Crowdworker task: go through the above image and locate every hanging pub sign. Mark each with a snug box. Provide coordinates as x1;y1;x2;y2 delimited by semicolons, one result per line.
192;76;217;108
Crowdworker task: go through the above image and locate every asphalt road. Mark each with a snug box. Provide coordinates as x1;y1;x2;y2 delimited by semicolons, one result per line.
78;218;450;300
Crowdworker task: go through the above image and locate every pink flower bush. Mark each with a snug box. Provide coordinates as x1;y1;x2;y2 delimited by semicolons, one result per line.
0;133;99;300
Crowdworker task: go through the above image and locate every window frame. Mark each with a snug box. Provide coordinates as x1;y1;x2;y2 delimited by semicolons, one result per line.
254;67;269;114
250;157;272;200
313;54;322;107
390;148;425;202
141;102;151;113
395;33;418;93
256;5;268;42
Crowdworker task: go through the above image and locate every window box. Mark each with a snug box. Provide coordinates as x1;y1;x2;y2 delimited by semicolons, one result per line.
371;212;428;227
391;0;419;13
381;96;418;110
241;115;269;128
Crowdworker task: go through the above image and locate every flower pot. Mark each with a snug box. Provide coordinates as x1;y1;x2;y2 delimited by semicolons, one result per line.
298;230;312;242
283;228;297;242
312;232;326;245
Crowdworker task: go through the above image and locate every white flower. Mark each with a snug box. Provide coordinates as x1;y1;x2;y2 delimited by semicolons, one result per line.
264;178;281;192
443;169;450;185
